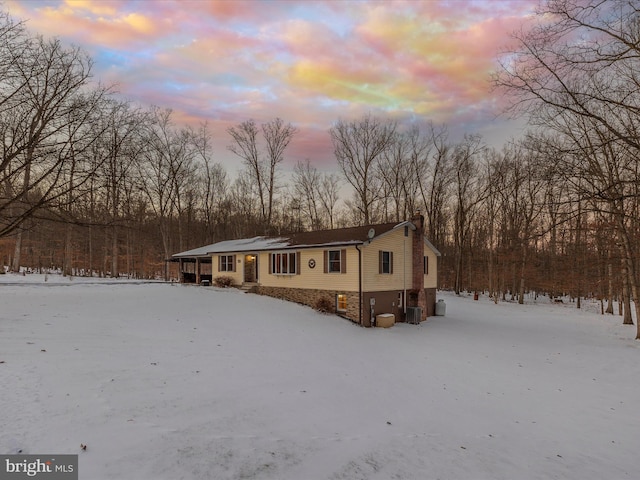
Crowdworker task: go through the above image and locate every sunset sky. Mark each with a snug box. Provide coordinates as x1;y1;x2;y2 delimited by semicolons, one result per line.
6;0;537;173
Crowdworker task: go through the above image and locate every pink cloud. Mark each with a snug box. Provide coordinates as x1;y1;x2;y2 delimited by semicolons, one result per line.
7;0;167;50
4;0;540;172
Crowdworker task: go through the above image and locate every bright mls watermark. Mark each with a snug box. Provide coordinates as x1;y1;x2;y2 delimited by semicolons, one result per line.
0;455;77;480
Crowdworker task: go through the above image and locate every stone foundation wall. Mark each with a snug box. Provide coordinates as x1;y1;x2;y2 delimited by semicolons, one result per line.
256;286;361;324
254;285;438;327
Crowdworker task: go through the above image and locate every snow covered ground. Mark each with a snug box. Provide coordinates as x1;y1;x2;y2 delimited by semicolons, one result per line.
1;274;638;479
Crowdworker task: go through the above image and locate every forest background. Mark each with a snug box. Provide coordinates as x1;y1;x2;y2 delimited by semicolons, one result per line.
1;1;639;336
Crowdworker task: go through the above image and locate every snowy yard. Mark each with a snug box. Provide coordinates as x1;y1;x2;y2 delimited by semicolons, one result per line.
1;276;638;479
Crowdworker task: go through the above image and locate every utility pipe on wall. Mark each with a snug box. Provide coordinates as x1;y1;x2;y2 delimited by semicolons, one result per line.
403;225;408;314
355;244;363;326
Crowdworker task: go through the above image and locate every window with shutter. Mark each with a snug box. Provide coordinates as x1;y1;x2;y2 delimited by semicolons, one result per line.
327;250;341;273
269;252;298;275
325;249;346;273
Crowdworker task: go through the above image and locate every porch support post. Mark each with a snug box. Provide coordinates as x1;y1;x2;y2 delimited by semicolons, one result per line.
196;258;201;284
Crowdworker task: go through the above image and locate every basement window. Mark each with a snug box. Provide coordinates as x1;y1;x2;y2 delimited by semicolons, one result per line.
336;294;347;313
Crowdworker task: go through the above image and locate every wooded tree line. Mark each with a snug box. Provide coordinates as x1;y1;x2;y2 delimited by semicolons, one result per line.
0;10;342;279
1;2;638;334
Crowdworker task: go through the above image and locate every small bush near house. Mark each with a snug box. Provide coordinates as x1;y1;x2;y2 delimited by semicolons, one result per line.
314;296;335;314
213;276;234;288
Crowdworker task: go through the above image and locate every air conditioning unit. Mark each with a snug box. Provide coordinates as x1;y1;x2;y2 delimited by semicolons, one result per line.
406;306;422;325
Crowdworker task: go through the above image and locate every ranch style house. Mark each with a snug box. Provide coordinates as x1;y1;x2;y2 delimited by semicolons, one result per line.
172;213;440;327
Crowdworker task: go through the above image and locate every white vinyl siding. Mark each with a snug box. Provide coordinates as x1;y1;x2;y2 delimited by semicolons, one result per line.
257;248;358;291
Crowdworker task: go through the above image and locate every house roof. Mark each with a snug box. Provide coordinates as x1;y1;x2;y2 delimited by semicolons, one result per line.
172;220;441;258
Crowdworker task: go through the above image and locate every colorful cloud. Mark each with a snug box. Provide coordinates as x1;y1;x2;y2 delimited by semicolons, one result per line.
4;0;538;170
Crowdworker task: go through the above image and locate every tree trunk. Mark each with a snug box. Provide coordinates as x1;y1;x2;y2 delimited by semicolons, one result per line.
518;243;526;304
617;219;638;336
621;260;634;325
11;232;23;272
10;152;33;272
454;245;462;295
88;224;93;277
63;224;72;277
488;241;495;302
111;224;118;278
605;253;614;314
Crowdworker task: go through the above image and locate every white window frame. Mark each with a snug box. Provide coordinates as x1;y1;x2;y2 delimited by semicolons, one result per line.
220;255;234;272
328;250;342;273
271;252;298;275
380;251;392;274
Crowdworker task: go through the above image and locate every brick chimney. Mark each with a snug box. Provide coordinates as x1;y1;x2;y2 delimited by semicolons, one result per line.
410;212;428;321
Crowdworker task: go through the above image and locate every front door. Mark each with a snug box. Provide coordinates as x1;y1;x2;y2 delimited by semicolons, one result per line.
244;254;258;283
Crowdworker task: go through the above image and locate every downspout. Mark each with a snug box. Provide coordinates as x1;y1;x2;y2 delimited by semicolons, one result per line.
355;244;363;326
404;225;408;315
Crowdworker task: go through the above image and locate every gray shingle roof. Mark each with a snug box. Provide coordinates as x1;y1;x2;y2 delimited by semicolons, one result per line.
172;221;410;258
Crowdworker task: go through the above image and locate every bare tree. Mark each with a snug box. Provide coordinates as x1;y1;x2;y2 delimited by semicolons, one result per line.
483;148;503;302
227;118;296;233
0;17;109;270
452;134;486;295
290;160;342;231
93;100;147;277
193;123;228;243
495;0;640;337
531;115;638;320
378;129;415;222
537;141;570;301
330;114;396;225
227;120;262;224
401;125;430;220
138;107;198;279
262;117;297;229
496;1;640;152
292;159;322;230
228;174;259;237
415;123;452;248
318;172;341;230
57;93;112;276
505;142;547;303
